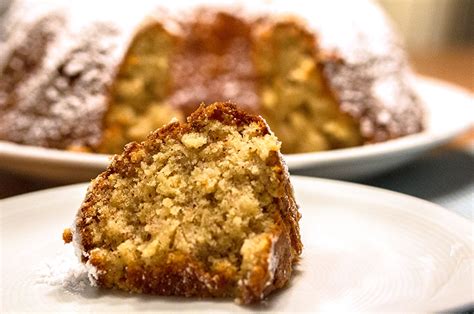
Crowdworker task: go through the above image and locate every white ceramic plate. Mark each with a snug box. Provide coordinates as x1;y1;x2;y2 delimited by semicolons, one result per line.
1;176;472;312
0;77;472;182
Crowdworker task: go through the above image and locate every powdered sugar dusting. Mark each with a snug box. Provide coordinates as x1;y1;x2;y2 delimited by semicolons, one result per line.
265;235;280;289
0;0;157;148
35;245;92;293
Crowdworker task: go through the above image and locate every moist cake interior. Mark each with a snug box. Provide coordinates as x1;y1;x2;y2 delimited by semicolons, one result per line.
85;115;290;296
100;13;362;154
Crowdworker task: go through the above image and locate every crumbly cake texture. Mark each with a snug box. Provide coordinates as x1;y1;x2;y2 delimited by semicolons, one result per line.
64;102;302;304
0;0;424;154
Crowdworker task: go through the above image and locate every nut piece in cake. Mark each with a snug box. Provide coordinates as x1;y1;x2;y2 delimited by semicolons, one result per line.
64;102;302;304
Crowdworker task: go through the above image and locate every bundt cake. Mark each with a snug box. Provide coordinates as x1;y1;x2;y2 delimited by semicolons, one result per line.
63;102;302;304
0;0;424;154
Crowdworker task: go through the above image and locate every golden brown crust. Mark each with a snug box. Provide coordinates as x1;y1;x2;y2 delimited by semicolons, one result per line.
90;250;237;298
72;102;302;304
238;221;294;303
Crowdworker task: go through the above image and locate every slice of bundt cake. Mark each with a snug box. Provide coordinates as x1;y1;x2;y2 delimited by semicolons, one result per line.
63;102;302;304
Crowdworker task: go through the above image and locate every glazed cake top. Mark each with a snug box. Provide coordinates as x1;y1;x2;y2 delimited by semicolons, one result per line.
0;0;423;148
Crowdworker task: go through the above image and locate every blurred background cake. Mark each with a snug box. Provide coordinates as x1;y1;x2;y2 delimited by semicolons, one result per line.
0;0;426;154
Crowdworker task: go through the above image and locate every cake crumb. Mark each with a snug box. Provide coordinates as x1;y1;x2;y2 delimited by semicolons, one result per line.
181;133;207;149
36;245;91;293
63;228;73;243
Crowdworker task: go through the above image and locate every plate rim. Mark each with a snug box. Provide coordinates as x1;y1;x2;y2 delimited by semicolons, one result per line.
0;76;472;170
